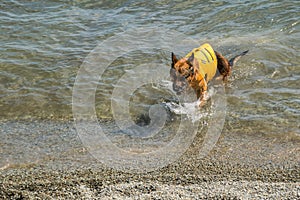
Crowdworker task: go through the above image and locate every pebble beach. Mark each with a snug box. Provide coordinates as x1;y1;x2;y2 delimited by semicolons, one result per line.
1;120;299;199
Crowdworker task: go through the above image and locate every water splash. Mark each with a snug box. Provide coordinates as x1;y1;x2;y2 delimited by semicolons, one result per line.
163;82;216;123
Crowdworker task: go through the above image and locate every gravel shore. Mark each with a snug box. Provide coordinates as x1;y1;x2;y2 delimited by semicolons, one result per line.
1;120;299;199
1;162;299;199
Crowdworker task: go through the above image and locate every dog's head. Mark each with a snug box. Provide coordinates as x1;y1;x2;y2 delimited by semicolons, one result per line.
170;52;195;95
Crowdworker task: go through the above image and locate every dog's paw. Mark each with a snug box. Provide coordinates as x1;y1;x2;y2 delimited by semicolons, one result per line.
202;91;210;101
198;100;206;107
198;92;210;107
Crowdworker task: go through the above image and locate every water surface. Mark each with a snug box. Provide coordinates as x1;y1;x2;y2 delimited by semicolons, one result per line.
1;0;299;168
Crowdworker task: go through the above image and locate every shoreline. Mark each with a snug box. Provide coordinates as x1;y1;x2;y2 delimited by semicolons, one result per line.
0;120;299;199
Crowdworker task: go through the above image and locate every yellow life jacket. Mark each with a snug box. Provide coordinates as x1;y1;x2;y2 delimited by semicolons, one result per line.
185;43;217;82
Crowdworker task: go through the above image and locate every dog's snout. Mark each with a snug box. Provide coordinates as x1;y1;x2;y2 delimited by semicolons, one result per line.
172;79;187;94
173;84;181;92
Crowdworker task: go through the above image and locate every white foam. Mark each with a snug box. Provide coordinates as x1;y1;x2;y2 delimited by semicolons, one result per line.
166;89;216;123
160;80;218;123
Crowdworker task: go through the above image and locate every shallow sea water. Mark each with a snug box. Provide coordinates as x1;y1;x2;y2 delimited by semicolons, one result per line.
0;0;299;169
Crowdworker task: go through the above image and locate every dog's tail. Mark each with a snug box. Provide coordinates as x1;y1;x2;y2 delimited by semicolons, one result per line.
229;50;249;67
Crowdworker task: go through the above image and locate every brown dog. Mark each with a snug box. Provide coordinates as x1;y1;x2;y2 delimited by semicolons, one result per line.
170;43;248;105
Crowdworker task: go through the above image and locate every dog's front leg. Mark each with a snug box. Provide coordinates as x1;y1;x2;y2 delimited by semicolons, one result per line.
198;78;209;107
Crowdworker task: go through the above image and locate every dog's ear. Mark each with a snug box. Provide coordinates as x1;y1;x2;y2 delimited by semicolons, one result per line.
187;53;194;66
171;52;178;68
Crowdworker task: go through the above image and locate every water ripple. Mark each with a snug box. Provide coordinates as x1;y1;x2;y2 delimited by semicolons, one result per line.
0;0;299;131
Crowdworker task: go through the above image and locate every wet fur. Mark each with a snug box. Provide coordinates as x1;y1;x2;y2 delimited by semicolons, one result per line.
171;48;248;106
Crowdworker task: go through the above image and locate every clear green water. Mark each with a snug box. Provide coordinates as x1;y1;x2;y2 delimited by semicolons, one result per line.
0;0;299;168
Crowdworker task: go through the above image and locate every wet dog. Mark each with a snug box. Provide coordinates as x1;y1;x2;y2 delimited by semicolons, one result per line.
170;43;248;106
